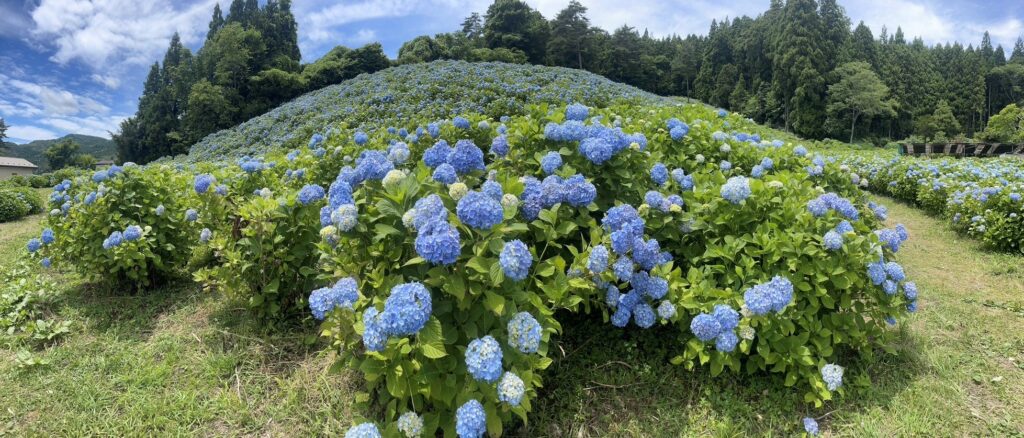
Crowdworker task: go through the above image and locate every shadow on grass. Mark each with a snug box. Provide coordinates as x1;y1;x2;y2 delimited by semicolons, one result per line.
58;273;201;341
514;311;926;437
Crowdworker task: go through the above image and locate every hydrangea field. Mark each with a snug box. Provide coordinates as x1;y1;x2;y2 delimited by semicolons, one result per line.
837;151;1024;253
20;62;925;437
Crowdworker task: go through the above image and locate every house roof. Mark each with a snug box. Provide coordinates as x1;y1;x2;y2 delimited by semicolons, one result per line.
0;157;38;168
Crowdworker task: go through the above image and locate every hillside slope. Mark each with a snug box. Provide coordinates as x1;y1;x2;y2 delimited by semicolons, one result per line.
186;60;671;161
1;134;116;171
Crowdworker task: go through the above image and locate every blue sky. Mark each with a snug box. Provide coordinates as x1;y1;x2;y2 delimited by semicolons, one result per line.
1;0;1021;143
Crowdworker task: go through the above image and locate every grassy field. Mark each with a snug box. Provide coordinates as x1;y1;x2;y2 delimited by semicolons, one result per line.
1;194;1022;436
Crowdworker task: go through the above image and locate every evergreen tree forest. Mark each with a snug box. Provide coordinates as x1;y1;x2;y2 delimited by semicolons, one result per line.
114;0;389;163
399;0;1024;144
117;0;1024;163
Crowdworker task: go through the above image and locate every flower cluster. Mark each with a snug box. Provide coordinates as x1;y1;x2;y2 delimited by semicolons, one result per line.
742;276;794;316
308;277;359;320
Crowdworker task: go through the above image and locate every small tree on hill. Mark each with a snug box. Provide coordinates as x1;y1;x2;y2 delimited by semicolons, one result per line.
826;62;896;143
980;103;1024;143
44;138;81;170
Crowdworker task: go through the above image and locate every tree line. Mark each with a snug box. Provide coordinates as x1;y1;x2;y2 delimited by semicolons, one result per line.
113;0;390;163
397;0;1024;144
117;0;1024;163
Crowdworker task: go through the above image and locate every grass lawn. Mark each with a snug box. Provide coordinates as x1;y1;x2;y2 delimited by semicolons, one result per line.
1;194;1021;436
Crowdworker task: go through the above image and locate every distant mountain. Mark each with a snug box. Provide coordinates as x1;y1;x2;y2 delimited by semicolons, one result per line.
0;134;117;172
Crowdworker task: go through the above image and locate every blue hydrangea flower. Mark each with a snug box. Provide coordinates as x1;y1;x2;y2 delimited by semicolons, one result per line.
903;281;918;300
432;163;458;185
328;180;353;209
465;335;503;382
481;180;503;201
309;277;359;320
448;140;485;174
415;220;460;265
761;157;774;169
344;423;380;438
633;302;655;328
605;286;621;308
388;143;410;164
423;140;452;168
884;262;905;282
823;230;843;251
794;145;808;157
331;204;359;232
194;174;216;194
657;300;676;319
613;257;634;281
102;231;123;250
354;131;368;146
691;314;722;342
632;238;664;271
397;412;423;438
381;282;432;336
427;122;440;138
649;275;671;299
563;175;596;207
578;137;614;165
457;191;503;230
565;103;589;121
862;263;883;289
456;399;486;438
453;116;470;130
85;192;97;205
124;225;142;241
92;170;109;183
821;363;844;391
541;151;562;175
41;257;51;268
308;133;324;149
650;163;668;185
200;228;212;243
720;176;751;204
185;208;198;222
715;330;739;352
490;135;509;157
500;240;532;281
882;280;897;296
836;220;854;234
743;276;793;315
720;160;733;171
298;184;325;205
588;245;609;273
669;125;688;141
907;300;918;313
507;312;542;353
27;238;42;253
498;372;526;406
712;304;739;330
362;308;387;352
411;195;448;229
611;306;631;327
355;150;394;182
803;417;819;436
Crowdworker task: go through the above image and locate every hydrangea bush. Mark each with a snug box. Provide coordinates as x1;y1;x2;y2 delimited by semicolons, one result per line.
839;152;1024;253
30;61;924;435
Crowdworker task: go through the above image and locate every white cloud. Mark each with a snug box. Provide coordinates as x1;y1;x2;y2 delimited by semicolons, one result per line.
6;125;59;142
91;74;121;89
0;75;110;117
29;0;218;73
39;114;129;138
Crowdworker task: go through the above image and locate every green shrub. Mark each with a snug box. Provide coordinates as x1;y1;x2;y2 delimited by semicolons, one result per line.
0;190;32;222
36;165;194;287
29;175;49;188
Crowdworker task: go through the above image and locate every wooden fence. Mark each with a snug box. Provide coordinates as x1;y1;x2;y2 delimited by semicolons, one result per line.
898;143;1024;157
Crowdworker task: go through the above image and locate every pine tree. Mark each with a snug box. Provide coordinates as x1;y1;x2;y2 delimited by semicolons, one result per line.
1011;37;1024;64
772;0;827;137
208;3;225;41
462;13;484;40
483;0;550;64
547;1;591;69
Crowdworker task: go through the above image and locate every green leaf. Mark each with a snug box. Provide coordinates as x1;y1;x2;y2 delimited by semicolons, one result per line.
419;318;447;358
